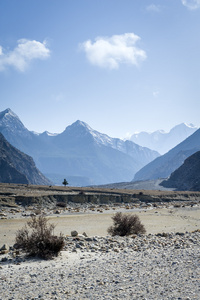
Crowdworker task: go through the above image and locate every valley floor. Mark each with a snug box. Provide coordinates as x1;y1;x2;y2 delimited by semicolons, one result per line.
0;231;199;299
0;183;200;299
0;205;200;246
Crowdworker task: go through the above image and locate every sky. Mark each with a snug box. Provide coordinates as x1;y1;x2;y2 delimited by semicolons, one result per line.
0;0;200;139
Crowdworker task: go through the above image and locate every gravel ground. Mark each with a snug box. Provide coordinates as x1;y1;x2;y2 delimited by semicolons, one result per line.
0;231;199;300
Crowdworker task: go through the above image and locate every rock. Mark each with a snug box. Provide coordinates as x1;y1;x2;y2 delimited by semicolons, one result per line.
113;248;119;252
85;237;93;241
82;232;88;237
0;250;9;255
0;244;9;251
1;257;8;262
0;213;7;217
71;230;78;237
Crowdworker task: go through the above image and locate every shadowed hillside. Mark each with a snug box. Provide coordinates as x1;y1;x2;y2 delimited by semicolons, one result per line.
0;132;51;185
161;151;200;191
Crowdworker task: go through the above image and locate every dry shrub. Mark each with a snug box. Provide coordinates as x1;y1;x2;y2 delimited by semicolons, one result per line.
107;212;146;237
15;215;64;259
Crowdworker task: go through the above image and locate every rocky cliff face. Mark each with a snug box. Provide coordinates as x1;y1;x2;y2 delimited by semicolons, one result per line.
0;132;51;185
161;151;200;191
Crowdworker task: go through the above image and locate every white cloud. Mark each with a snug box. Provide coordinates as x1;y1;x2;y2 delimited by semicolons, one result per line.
146;4;161;12
0;39;50;72
80;33;147;70
181;0;200;10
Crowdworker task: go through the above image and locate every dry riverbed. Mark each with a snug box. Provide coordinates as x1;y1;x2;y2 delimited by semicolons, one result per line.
0;184;200;299
0;205;200;246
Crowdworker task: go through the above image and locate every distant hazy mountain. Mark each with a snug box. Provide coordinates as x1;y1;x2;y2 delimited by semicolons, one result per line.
129;123;198;154
0;109;159;186
0;132;51;185
133;128;200;182
161;151;200;191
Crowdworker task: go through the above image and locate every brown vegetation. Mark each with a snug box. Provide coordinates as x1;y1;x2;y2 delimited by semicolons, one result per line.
107;212;146;236
15;215;64;259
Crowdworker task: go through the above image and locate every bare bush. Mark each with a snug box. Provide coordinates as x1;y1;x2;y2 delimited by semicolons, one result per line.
107;212;146;236
15;215;64;259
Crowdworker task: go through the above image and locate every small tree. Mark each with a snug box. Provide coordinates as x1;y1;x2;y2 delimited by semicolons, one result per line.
107;212;146;237
62;178;68;186
15;215;64;259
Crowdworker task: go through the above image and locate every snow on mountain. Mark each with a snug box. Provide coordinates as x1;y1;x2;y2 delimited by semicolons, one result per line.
129;123;198;154
133;127;200;182
0;110;159;185
37;131;58;137
57;120;159;164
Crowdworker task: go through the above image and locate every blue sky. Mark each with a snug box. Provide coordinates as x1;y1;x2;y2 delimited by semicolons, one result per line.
0;0;200;138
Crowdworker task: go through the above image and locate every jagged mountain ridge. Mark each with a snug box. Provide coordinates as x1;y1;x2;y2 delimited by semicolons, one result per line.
133;128;200;182
129;123;198;154
161;151;200;191
0;109;159;185
0;132;51;185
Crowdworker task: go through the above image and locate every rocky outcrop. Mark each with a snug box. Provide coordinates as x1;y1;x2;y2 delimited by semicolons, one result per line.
161;151;200;191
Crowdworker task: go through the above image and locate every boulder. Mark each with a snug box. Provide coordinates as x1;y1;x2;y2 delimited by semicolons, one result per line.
71;230;78;237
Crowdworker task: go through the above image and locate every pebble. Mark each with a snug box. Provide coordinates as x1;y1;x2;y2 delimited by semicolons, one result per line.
0;231;199;299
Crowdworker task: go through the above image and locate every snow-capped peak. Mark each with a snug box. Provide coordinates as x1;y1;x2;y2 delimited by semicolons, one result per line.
0;108;20;120
129;123;199;154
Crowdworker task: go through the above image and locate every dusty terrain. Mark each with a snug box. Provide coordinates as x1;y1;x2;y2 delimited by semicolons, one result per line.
0;183;200;299
0;183;200;246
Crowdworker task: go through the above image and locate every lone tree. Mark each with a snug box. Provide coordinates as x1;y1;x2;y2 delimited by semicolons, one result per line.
62;178;68;186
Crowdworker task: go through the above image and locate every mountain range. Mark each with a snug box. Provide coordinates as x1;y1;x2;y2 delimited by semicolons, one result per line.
133;127;200;182
0;132;51;185
129;123;198;154
0;108;159;186
160;151;200;191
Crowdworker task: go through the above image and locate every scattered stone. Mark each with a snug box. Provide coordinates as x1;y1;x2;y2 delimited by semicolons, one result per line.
71;230;78;237
0;244;9;251
0;231;199;299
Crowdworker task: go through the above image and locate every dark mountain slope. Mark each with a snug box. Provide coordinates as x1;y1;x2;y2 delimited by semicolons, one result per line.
0;132;51;185
0;159;29;184
133;128;200;181
161;151;200;191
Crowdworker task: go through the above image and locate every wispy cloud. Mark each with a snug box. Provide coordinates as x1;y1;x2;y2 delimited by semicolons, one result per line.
153;90;160;98
146;4;161;12
80;33;147;70
0;39;50;72
181;0;200;10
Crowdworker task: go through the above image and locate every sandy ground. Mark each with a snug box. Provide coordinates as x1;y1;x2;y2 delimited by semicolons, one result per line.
0;206;200;247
